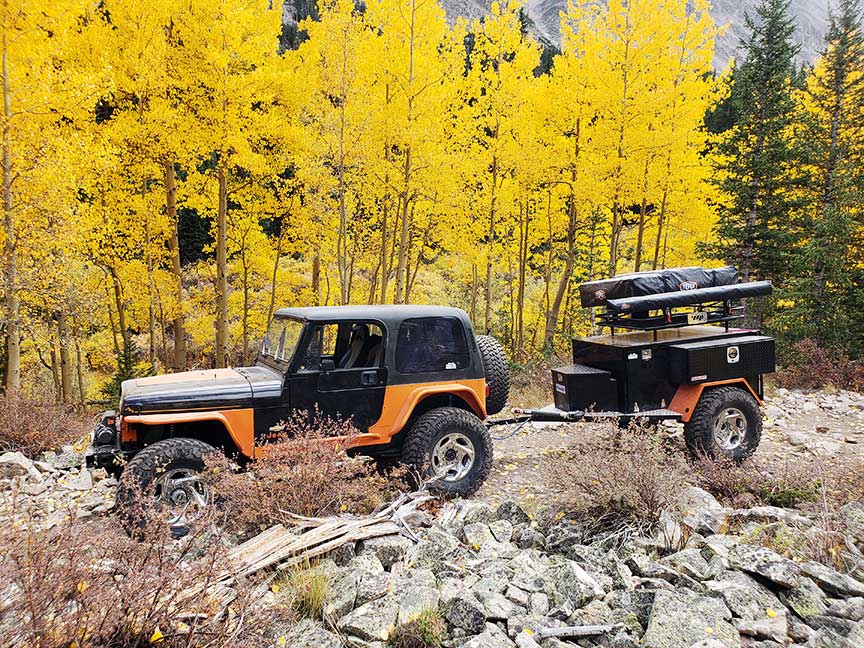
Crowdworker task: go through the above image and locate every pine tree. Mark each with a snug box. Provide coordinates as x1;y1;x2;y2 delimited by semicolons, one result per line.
786;0;864;349
703;0;805;284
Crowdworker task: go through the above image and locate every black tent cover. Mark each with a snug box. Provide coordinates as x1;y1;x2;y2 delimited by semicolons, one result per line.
604;281;773;313
579;266;739;308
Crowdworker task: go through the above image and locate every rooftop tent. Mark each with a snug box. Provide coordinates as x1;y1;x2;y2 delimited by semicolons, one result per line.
603;281;773;313
579;266;739;308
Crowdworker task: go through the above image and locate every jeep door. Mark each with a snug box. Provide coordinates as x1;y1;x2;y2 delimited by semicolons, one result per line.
287;321;388;431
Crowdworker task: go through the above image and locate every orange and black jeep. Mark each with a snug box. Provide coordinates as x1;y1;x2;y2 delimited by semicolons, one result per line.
89;306;509;519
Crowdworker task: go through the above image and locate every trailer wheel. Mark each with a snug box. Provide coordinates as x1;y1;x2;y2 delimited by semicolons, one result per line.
684;386;761;461
401;407;493;497
477;334;510;415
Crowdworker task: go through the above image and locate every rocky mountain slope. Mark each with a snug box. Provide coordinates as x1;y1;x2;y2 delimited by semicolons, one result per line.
281;0;830;68
521;0;829;67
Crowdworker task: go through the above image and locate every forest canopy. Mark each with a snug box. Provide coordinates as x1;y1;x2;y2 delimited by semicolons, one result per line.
1;0;862;401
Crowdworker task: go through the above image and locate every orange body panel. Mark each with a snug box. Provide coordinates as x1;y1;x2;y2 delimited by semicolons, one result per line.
359;378;487;445
669;379;762;422
123;380;486;458
124;408;256;457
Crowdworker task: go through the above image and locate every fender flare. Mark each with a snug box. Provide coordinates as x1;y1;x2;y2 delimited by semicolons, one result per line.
122;409;255;457
669;379;762;423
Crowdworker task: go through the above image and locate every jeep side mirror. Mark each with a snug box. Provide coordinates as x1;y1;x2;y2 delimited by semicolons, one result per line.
320;359;336;373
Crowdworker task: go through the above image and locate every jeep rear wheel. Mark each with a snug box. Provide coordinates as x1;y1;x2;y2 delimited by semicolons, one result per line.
402;407;493;497
477;334;510;415
684;386;761;461
117;437;216;532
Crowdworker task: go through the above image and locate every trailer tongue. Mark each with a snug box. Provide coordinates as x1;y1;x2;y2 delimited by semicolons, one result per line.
497;266;776;461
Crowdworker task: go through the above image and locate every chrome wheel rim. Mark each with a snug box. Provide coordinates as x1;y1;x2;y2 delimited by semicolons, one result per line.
713;407;747;451
431;432;476;482
154;468;208;525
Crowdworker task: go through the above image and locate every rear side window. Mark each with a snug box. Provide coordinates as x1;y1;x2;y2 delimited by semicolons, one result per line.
396;317;469;374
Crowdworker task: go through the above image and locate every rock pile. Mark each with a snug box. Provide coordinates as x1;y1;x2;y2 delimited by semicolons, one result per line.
0;447;116;528
280;491;864;648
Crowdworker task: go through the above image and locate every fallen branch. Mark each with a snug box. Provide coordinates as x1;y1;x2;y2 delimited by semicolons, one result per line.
537;623;625;639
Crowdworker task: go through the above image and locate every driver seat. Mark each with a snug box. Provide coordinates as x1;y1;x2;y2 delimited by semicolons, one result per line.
338;324;368;369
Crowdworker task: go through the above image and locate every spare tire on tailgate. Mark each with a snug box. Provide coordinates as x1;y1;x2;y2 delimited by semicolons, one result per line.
477;334;510;415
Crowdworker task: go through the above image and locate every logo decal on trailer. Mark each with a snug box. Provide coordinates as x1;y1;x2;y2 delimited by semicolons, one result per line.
680;281;698;290
727;346;740;364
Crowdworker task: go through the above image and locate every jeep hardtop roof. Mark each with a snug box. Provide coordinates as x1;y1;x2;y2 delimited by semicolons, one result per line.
273;304;471;326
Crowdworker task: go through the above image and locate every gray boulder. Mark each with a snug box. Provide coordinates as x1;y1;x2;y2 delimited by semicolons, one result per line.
337;594;400;642
800;560;864;597
704;571;782;621
642;588;739;648
283;619;342;648
357;535;413;570
779;576;828;620
826;597;864;621
444;596;487;634
460;629;517;647
736;609;788;643
497;501;531;526
324;570;358;619
464;522;495;548
728;544;801;588
0;451;42;481
551;560;605;608
410;527;463;572
663;487;727;535
511;525;545;550
396;584;440;625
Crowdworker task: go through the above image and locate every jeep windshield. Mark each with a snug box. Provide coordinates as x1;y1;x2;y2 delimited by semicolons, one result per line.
260;316;304;364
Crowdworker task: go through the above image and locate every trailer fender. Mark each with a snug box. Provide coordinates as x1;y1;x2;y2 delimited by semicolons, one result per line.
669;379;762;423
122;409;255;457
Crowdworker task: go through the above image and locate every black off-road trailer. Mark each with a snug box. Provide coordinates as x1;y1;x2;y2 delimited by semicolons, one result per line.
508;266;775;460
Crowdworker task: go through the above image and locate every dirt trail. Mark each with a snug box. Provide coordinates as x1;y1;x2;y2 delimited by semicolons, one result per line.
476;387;864;509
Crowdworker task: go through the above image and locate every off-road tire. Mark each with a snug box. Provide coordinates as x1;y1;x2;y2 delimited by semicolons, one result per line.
684;386;761;461
116;437;216;530
401;407;493;497
477;334;510;415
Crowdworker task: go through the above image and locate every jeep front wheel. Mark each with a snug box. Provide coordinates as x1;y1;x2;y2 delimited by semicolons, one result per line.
401;407;493;497
117;437;216;531
684;386;762;461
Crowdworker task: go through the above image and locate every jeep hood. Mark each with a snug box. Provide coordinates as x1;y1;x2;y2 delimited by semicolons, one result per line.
120;366;282;414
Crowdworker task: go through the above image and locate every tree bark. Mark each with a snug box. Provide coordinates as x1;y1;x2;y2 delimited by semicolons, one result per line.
164;161;186;371
72;314;85;406
633;158;650;272
215;164;229;368
57;311;72;403
2;39;19;392
311;252;321;305
394;148;412;304
484;156;498;334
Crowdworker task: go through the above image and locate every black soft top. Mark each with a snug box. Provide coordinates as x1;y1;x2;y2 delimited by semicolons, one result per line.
273;304;471;328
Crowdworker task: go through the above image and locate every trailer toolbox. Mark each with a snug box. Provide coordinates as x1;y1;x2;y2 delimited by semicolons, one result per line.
666;334;775;384
551;364;619;412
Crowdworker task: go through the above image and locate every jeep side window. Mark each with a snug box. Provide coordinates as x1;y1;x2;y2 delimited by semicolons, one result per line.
299;322;383;371
298;323;338;371
396;317;469;374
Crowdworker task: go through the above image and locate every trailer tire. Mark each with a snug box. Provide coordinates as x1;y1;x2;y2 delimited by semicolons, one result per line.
401;407;492;497
477;334;510;415
117;438;216;531
684;386;761;461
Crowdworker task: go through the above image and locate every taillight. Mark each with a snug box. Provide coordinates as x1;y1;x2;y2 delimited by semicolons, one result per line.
485;384;490;397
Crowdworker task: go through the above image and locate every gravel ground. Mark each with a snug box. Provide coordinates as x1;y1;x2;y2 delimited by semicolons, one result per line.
476;386;864;509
